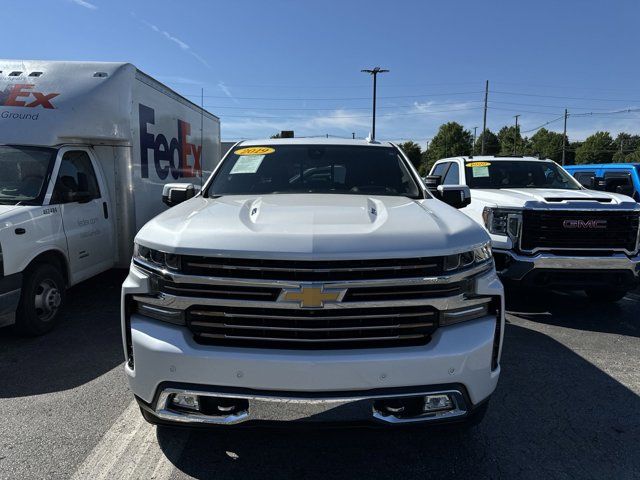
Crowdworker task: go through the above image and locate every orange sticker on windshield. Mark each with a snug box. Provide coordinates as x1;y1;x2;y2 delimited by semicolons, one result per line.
466;161;491;167
234;147;275;156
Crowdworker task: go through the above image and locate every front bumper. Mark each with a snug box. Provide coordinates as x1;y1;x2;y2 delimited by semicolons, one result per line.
137;383;483;427
0;273;22;328
122;266;504;426
494;250;640;288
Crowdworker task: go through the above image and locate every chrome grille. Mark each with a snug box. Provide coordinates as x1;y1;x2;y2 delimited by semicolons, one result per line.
187;305;437;349
180;256;444;281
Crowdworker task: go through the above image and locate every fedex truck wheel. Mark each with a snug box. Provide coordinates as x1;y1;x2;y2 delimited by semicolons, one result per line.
16;263;66;335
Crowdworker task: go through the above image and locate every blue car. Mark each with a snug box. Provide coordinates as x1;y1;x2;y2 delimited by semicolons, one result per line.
564;163;640;202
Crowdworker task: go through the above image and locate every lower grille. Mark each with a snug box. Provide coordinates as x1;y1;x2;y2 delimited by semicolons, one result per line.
187;305;437;349
521;210;639;252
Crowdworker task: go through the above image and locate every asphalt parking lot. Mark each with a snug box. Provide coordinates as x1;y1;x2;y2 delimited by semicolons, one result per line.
0;270;639;480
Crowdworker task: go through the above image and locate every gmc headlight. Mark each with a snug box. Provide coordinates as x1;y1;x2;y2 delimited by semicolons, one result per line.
133;243;181;270
482;208;522;238
444;242;493;271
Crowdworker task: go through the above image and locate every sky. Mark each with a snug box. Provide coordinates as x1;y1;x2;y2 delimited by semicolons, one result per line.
3;0;640;146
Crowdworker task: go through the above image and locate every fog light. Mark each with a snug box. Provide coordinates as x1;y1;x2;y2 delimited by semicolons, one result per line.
423;394;453;412
171;393;200;411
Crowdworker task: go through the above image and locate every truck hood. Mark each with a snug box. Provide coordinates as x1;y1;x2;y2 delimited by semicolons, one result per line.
470;188;637;209
136;194;489;259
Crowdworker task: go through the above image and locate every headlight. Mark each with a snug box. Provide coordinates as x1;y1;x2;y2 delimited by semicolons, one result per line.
131;299;185;325
133;243;181;271
482;208;522;238
444;242;493;271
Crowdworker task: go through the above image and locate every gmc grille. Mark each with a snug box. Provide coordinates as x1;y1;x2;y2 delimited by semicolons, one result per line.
520;210;639;252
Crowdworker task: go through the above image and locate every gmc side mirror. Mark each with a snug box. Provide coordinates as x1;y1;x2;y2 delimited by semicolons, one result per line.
436;184;471;209
162;183;196;207
423;175;442;194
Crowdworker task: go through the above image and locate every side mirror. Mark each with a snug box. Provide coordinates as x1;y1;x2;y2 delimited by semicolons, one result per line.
162;183;196;207
436;184;471;209
423;175;442;194
616;184;635;197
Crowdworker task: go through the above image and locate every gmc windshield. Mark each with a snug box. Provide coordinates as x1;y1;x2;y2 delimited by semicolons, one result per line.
206;145;422;198
0;146;56;205
465;160;581;190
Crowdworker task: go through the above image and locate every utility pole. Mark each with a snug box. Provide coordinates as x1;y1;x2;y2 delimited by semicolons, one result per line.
561;108;568;165
361;67;389;141
473;126;478;155
352;132;355;139
513;115;520;155
481;80;489;154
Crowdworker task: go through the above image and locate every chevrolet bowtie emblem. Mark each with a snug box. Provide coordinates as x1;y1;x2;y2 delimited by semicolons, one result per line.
280;285;344;308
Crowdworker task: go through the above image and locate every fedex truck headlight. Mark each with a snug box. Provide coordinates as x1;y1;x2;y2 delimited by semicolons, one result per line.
133;243;181;271
483;208;522;238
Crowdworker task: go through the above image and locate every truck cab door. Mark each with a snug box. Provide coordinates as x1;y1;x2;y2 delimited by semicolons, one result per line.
48;148;115;284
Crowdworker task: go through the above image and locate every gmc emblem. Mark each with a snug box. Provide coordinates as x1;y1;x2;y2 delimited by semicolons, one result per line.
562;219;607;229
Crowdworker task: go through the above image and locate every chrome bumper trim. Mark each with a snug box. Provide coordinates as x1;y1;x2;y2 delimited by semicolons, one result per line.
152;387;469;425
495;250;640;281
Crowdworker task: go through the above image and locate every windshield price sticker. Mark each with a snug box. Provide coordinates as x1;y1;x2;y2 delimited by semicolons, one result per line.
234;147;275;156
472;166;490;177
230;155;265;174
466;161;491;167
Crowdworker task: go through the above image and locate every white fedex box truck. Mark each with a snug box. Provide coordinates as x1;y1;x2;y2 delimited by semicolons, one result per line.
0;60;220;334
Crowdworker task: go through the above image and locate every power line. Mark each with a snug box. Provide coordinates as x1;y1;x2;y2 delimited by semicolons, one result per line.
219;106;484;120
183;90;484;101
492;90;640;103
203;100;483;111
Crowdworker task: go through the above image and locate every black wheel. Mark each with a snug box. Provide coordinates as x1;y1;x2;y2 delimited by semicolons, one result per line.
15;263;66;335
584;288;627;303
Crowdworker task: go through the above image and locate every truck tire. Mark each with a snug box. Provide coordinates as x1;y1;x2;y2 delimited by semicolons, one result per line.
15;263;66;335
584;288;627;303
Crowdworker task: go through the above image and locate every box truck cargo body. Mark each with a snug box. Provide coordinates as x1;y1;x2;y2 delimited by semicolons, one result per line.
0;60;220;334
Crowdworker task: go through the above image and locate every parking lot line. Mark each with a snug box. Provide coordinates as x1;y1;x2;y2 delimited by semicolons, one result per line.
71;401;185;480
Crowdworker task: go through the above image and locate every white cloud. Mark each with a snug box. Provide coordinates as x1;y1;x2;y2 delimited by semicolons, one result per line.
139;19;212;70
217;82;234;99
70;0;97;10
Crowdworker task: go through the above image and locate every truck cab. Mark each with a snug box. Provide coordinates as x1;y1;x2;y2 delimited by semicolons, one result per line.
564;163;640;202
122;139;504;428
0;144;115;333
428;156;640;302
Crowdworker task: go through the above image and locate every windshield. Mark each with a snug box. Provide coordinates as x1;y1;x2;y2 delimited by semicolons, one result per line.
464;160;582;190
0;146;56;205
206;144;422;198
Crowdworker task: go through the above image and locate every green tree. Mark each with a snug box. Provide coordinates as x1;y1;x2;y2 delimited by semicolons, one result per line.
398;141;423;171
474;129;500;155
574;131;615;164
528;128;566;162
497;125;525;156
422;122;472;170
612;133;640;162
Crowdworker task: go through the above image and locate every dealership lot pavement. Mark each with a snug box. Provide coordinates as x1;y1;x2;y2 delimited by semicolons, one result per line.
0;270;639;480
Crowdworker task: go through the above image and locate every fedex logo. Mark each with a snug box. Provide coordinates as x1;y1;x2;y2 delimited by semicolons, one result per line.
0;84;59;109
139;104;202;179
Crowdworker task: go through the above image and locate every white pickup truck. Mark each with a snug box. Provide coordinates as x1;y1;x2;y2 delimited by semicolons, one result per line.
122;138;504;428
428;156;640;302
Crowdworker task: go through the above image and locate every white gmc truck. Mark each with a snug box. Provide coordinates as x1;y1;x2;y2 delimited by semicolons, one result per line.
428;156;640;301
122;138;504;428
0;60;220;334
